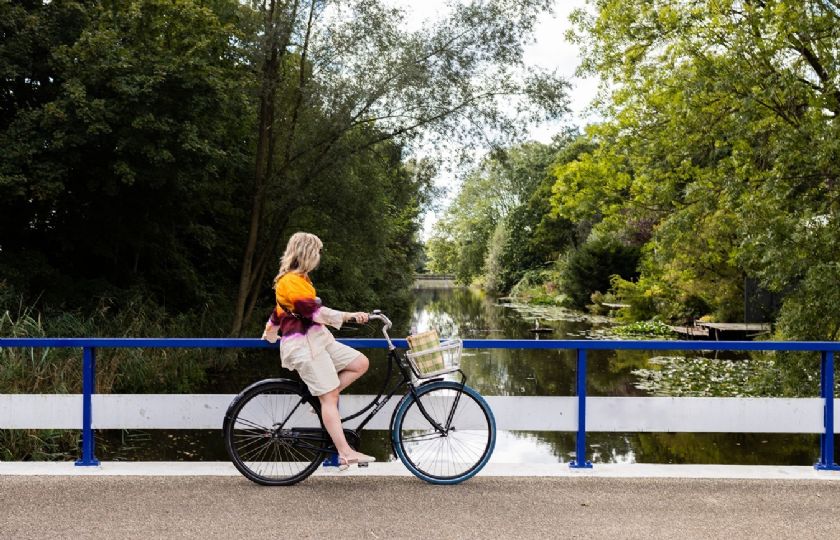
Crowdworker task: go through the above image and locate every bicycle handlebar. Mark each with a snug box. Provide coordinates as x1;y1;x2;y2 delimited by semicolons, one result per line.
346;311;395;350
367;312;392;330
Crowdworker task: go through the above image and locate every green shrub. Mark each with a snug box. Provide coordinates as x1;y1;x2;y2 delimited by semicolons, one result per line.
561;235;641;310
610;275;660;322
509;268;568;306
613;319;676;337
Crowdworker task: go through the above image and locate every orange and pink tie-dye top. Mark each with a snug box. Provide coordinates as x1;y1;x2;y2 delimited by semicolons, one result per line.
261;272;343;343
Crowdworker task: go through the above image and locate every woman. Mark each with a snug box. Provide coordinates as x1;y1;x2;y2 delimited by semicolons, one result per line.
261;232;375;470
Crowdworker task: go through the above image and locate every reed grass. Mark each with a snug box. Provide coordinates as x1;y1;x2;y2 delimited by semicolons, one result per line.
0;290;240;460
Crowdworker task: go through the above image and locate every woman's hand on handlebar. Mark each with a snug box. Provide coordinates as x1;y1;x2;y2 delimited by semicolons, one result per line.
345;312;369;324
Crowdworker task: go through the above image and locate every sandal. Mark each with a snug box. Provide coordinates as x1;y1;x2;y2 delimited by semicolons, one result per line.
354;453;376;465
337;453;376;471
337;456;358;472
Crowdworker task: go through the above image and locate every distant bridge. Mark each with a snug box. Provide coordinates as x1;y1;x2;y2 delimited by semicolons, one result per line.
413;273;457;289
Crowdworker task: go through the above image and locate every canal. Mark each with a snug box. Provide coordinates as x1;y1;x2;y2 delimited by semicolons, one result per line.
101;287;828;466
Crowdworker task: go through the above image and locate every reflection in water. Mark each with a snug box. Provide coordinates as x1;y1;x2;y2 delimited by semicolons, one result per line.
101;287;831;464
397;288;827;466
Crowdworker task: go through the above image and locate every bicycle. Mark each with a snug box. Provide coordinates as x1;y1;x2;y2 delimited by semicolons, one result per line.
223;310;496;485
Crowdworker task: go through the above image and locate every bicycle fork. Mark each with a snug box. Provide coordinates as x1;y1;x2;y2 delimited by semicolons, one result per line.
409;378;467;436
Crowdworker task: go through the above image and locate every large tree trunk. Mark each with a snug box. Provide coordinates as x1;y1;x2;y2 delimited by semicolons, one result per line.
231;0;298;336
232;0;323;335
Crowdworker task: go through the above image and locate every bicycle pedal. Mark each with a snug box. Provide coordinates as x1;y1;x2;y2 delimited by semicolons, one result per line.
357;462;369;468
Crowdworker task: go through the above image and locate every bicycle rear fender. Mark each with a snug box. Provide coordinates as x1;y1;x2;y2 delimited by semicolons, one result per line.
222;378;309;433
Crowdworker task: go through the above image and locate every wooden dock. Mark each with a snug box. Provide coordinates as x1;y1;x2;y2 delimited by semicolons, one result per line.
668;325;710;339
696;322;771;340
669;322;771;340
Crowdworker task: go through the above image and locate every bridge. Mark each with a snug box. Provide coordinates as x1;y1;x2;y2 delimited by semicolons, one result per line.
2;470;840;537
413;273;458;288
1;337;840;536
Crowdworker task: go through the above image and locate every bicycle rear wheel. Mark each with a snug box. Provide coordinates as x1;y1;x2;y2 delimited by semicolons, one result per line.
391;381;496;484
224;380;326;486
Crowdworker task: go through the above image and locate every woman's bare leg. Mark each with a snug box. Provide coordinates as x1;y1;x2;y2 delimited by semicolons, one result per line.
318;356;372;463
336;354;369;392
318;389;354;457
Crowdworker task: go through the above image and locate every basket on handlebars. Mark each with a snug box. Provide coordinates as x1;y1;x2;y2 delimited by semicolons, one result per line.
405;329;462;378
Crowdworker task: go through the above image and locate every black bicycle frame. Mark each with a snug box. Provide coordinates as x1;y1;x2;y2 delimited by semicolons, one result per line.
288;347;467;454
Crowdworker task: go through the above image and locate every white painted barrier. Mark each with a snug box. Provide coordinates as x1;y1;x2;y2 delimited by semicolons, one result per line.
0;394;833;433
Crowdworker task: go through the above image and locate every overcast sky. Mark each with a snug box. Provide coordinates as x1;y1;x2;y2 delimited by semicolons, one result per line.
389;1;598;237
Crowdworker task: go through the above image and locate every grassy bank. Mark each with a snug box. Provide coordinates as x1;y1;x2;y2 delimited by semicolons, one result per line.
0;293;238;460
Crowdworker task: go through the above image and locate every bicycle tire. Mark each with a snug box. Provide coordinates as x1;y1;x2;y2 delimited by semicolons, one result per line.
391;381;496;484
224;379;326;486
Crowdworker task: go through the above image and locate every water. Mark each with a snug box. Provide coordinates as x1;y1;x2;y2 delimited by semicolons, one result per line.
99;287;827;465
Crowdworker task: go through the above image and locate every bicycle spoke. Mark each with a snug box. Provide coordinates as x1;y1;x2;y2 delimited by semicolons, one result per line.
234;433;272;456
225;383;324;486
233;416;270;431
395;384;494;482
400;432;444;443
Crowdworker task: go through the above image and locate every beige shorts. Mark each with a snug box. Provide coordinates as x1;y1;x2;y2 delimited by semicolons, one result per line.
280;337;361;396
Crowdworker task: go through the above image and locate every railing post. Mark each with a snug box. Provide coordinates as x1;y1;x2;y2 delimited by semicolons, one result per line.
570;348;592;469
816;351;839;471
75;346;100;466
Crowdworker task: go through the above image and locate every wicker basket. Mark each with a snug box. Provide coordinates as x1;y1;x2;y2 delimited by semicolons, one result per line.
405;329;462;378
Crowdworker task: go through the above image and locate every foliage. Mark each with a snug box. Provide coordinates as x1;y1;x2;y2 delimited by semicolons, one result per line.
428;134;583;290
231;0;569;333
559;234;640;310
556;0;840;338
1;0;514;337
0;285;236;459
612;320;675;338
0;289;229;395
482;220;510;293
610;274;713;324
425;220;459;275
509;269;565;305
0;0;254;312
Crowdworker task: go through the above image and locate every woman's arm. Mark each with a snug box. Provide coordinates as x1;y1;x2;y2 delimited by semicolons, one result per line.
312;308;369;329
311;306;345;329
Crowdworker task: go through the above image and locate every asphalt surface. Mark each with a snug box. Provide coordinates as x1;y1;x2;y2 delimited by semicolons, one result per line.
2;476;839;539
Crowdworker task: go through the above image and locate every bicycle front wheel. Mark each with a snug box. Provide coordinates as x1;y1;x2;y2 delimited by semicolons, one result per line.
392;381;496;484
224;380;326;486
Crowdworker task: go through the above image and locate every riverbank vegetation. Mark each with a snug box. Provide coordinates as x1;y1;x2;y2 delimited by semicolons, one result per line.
0;1;565;339
0;0;566;458
427;0;840;342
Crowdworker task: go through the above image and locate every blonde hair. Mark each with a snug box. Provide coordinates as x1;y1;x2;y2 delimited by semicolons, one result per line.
273;232;323;285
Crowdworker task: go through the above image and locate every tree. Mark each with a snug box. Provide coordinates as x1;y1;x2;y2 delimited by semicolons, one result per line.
0;0;444;336
426;220;459;275
230;0;569;334
432;134;586;293
487;133;596;292
554;0;840;334
0;0;254;310
560;234;640;310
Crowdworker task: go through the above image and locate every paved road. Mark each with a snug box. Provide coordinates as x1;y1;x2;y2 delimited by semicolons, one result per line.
2;476;839;539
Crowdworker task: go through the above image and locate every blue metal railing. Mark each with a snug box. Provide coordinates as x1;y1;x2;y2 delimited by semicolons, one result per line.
1;337;838;469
